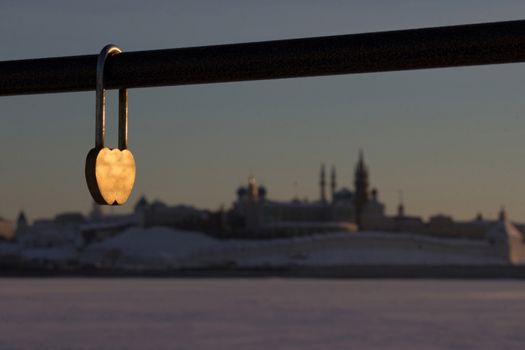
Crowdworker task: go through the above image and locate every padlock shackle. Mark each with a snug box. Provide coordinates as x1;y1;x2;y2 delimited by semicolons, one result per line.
96;44;127;149
118;88;128;149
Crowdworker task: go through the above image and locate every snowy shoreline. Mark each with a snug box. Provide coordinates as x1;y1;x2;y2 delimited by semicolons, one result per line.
2;220;525;277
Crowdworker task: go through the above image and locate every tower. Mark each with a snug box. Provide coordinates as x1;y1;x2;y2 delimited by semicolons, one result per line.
16;211;27;230
397;190;405;218
499;205;507;222
319;163;326;203
248;175;258;201
371;188;378;201
330;165;337;202
353;150;369;229
397;201;405;218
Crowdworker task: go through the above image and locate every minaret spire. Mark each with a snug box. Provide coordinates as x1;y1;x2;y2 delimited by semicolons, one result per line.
320;163;327;203
354;149;369;230
330;165;337;202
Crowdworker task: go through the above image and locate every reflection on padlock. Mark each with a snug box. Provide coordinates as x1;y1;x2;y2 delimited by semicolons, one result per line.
85;44;136;205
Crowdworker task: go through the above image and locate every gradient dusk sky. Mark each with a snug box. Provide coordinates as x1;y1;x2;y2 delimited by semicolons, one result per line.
2;1;525;222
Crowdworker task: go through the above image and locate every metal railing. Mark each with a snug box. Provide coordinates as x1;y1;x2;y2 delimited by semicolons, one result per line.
1;19;525;96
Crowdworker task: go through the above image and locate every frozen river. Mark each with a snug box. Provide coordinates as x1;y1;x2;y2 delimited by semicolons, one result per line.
0;278;524;349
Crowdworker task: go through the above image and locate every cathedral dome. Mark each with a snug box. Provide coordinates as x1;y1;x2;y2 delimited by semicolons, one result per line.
333;188;353;202
258;185;267;198
237;187;247;197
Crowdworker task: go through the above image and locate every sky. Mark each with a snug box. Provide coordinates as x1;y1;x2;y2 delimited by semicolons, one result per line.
2;0;525;222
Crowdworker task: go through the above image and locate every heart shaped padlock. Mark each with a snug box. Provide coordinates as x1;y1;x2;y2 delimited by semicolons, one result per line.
85;44;136;205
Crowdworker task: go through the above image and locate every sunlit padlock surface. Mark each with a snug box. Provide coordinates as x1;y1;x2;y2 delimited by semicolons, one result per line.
94;148;135;205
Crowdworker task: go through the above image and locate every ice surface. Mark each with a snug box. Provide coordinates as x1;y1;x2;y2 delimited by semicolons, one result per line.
0;278;524;349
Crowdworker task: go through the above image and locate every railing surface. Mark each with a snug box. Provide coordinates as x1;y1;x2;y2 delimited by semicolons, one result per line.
1;20;525;96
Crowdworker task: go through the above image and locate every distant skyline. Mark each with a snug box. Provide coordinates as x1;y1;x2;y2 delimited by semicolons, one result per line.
2;1;525;222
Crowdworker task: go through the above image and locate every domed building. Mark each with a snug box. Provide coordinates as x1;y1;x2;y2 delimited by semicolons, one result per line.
231;151;391;236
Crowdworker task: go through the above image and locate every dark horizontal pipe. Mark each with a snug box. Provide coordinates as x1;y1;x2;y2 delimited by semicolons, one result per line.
2;20;525;96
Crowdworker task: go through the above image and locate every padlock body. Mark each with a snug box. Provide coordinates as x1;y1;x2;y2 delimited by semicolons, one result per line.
85;147;136;205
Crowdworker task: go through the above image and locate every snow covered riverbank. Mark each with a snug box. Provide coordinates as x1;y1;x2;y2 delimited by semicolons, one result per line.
79;227;510;269
2;220;523;271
